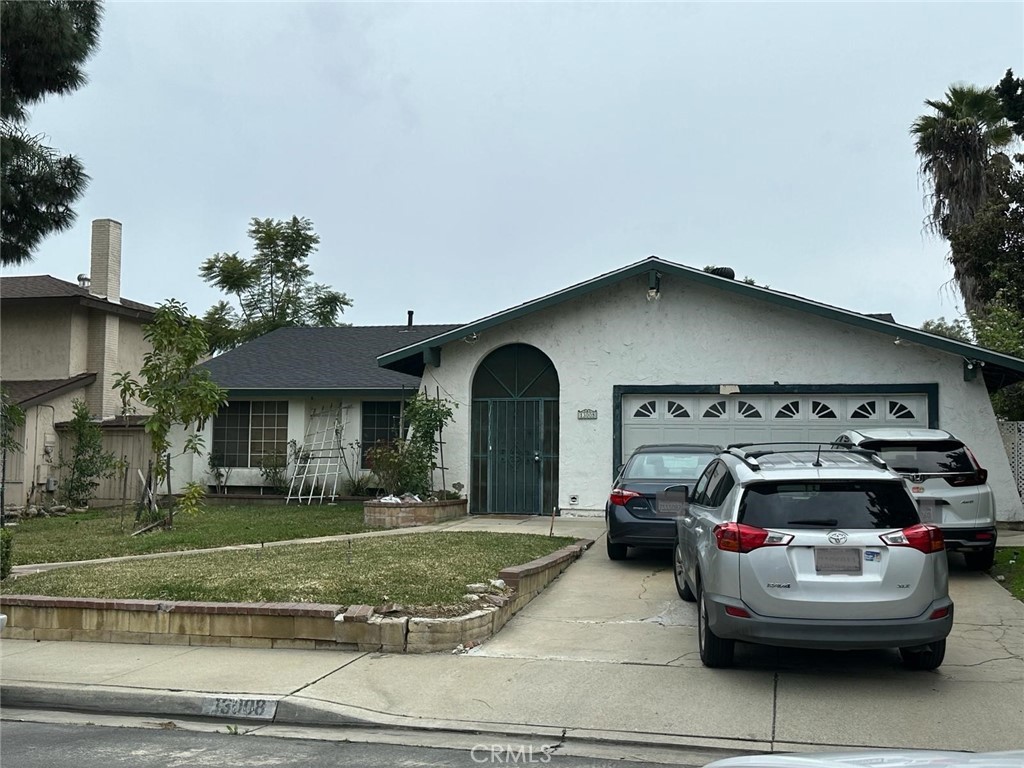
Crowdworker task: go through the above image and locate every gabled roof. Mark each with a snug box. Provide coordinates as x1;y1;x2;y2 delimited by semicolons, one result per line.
377;256;1024;387
0;374;97;408
200;324;462;395
0;275;156;319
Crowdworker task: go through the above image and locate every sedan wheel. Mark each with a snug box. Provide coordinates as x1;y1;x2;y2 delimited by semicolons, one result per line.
673;545;695;602
697;582;735;668
606;537;628;561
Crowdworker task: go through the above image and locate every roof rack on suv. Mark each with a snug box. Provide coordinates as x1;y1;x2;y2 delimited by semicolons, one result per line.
724;442;889;471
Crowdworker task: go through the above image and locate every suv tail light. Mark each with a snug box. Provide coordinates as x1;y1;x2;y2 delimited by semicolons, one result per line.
880;524;945;554
714;523;792;554
610;488;642;506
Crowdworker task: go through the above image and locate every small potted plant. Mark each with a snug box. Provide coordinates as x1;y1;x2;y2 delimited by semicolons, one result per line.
363;392;466;528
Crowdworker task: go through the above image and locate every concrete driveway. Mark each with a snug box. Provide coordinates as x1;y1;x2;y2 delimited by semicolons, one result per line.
470;530;1024;752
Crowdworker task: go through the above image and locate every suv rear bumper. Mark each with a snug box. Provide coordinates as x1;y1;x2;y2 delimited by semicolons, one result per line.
705;594;954;650
940;526;997;553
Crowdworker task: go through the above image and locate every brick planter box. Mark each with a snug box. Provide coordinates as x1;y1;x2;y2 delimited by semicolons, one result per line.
363;498;467;528
0;539;593;653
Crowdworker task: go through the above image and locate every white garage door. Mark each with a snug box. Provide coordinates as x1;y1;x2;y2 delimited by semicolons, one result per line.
622;393;928;455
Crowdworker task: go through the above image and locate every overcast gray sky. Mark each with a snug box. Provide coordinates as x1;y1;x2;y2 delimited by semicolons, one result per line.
4;1;1023;330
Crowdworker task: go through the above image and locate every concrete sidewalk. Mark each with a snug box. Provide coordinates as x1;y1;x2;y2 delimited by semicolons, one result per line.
2;517;1023;758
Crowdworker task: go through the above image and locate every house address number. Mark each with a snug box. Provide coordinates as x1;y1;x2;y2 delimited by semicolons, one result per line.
577;409;598;420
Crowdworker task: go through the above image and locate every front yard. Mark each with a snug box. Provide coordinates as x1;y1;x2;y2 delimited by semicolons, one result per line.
993;546;1024;600
1;531;577;607
8;503;371;565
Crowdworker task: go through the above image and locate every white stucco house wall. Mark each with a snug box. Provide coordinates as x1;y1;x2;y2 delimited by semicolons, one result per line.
171;257;1024;522
378;258;1024;522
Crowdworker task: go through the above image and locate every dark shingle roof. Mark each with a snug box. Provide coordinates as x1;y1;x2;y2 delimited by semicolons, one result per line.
0;374;96;408
0;275;156;315
200;325;461;392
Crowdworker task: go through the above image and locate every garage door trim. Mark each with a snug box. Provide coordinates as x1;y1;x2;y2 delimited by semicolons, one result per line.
611;383;939;476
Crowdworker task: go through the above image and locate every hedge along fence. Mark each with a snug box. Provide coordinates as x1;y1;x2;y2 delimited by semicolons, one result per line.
0;539;594;653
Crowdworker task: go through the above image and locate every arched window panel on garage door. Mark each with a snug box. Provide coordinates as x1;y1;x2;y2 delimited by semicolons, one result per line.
809;399;840;420
772;399;802;420
886;397;924;422
666;399;694;418
848;399;880;420
700;399;728;419
736;399;765;420
632;400;657;418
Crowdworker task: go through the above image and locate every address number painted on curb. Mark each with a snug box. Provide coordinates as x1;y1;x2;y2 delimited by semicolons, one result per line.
201;697;278;720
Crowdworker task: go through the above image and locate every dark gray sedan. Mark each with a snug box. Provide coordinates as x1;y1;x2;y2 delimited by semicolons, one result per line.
605;443;719;560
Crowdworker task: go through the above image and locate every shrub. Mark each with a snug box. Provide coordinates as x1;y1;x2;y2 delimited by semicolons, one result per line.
57;399;119;507
1;528;13;580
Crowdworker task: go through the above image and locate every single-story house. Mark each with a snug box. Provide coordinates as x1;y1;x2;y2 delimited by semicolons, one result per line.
172;257;1024;521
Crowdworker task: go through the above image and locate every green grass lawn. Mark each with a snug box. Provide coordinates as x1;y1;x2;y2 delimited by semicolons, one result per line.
993;546;1023;600
1;532;577;607
8;503;371;565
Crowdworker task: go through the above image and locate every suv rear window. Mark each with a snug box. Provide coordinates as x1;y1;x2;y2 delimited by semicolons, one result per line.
859;440;974;475
739;481;919;530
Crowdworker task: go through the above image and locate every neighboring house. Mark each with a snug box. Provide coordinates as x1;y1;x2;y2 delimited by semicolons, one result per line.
173;257;1024;522
169;323;459;493
0;219;156;506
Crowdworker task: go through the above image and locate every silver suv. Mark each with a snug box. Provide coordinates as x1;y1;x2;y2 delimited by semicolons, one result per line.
674;444;953;670
834;429;997;570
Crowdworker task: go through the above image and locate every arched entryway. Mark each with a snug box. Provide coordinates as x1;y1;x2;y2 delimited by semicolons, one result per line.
470;344;559;514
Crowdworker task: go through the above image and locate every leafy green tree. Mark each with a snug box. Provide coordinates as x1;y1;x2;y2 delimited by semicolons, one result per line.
995;69;1024;140
57;398;118;508
911;84;1014;314
114;300;228;525
972;297;1024;421
1;0;103;266
920;316;973;342
199;216;352;353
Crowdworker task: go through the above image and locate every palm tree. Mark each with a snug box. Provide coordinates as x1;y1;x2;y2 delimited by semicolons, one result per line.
911;85;1013;313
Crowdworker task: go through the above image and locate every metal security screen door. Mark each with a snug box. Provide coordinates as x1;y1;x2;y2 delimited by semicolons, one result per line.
471;344;559;514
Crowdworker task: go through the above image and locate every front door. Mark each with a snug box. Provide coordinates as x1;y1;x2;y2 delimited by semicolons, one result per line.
471;344;559;515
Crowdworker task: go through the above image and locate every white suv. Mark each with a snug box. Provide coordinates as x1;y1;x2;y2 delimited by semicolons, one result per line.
674;444;953;670
834;428;997;571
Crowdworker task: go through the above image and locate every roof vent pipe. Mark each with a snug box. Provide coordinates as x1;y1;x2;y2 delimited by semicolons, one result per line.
710;266;735;280
77;274;90;288
407;310;414;328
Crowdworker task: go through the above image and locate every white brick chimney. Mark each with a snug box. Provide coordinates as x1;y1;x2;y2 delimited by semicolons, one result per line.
89;218;122;304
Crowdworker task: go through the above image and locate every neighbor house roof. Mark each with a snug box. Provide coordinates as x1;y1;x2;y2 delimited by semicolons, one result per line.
377;256;1024;388
0;275;156;319
0;374;97;409
200;325;462;396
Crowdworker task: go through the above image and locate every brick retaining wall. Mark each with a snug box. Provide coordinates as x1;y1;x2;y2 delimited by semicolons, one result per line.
363;498;468;528
0;539;593;653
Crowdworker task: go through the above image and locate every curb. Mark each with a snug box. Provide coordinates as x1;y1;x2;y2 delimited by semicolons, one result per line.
0;680;770;760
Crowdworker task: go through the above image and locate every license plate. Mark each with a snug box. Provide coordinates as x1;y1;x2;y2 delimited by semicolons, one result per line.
657;499;685;517
815;547;862;575
917;499;938;523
